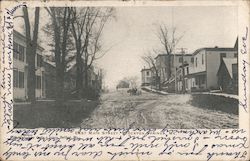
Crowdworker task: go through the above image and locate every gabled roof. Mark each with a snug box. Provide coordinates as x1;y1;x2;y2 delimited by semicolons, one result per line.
218;58;237;78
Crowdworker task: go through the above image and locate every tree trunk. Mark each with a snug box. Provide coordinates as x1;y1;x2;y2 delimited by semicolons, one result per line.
23;7;40;104
76;51;83;98
84;65;88;89
50;7;71;106
26;45;36;103
51;8;63;106
55;65;64;105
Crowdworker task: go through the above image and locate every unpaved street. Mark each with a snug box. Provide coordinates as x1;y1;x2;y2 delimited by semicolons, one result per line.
81;89;238;129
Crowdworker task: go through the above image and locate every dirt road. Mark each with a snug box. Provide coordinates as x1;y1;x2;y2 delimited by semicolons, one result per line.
81;89;238;129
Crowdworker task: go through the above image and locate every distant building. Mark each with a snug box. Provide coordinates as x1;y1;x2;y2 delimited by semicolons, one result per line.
176;62;189;93
13;30;45;100
88;66;102;91
141;68;152;86
155;54;193;84
217;58;238;94
64;64;102;98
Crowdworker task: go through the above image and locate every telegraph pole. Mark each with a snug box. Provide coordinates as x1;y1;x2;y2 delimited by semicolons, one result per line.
178;48;187;93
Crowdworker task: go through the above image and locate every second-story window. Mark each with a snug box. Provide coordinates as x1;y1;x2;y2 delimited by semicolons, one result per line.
18;45;25;61
195;57;198;67
202;54;204;65
191;57;194;63
13;42;19;59
187;67;189;75
37;54;43;67
13;42;25;62
146;71;149;76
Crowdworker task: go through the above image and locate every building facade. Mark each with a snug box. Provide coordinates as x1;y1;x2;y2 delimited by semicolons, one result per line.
155;54;193;84
13;30;45;100
141;38;238;94
179;46;237;92
176;63;190;92
141;68;152;86
64;64;102;98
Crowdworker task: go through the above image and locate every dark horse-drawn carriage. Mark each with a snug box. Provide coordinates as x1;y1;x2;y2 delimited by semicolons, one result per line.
127;88;141;96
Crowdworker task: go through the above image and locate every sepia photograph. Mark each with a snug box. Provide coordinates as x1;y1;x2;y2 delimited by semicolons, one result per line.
12;5;239;129
1;1;250;161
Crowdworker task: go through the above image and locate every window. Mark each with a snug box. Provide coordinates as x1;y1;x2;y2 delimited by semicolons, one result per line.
36;76;41;89
179;57;183;63
195;57;198;67
234;53;237;58
37;54;43;67
18;71;24;88
13;42;18;59
18;45;25;61
13;70;24;88
202;54;204;65
201;75;205;84
146;71;149;76
13;42;25;61
195;77;198;85
13;69;18;87
191;57;194;63
186;67;189;75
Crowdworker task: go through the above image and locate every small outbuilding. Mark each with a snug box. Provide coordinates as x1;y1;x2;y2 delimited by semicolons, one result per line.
217;58;238;94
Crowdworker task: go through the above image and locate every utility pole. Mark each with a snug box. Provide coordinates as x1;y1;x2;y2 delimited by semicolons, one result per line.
178;48;187;93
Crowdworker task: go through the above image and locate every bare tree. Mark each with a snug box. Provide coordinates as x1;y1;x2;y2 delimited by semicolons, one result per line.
69;7;114;98
156;24;184;80
83;8;114;91
70;7;88;98
45;7;72;105
22;7;40;104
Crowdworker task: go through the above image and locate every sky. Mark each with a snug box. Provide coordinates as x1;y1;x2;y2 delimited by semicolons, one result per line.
14;6;238;89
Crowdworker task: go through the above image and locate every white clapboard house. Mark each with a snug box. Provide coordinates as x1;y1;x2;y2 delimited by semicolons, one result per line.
13;30;45;100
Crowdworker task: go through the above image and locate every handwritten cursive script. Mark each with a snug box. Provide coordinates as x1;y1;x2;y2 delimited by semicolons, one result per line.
239;27;249;112
2;127;248;160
